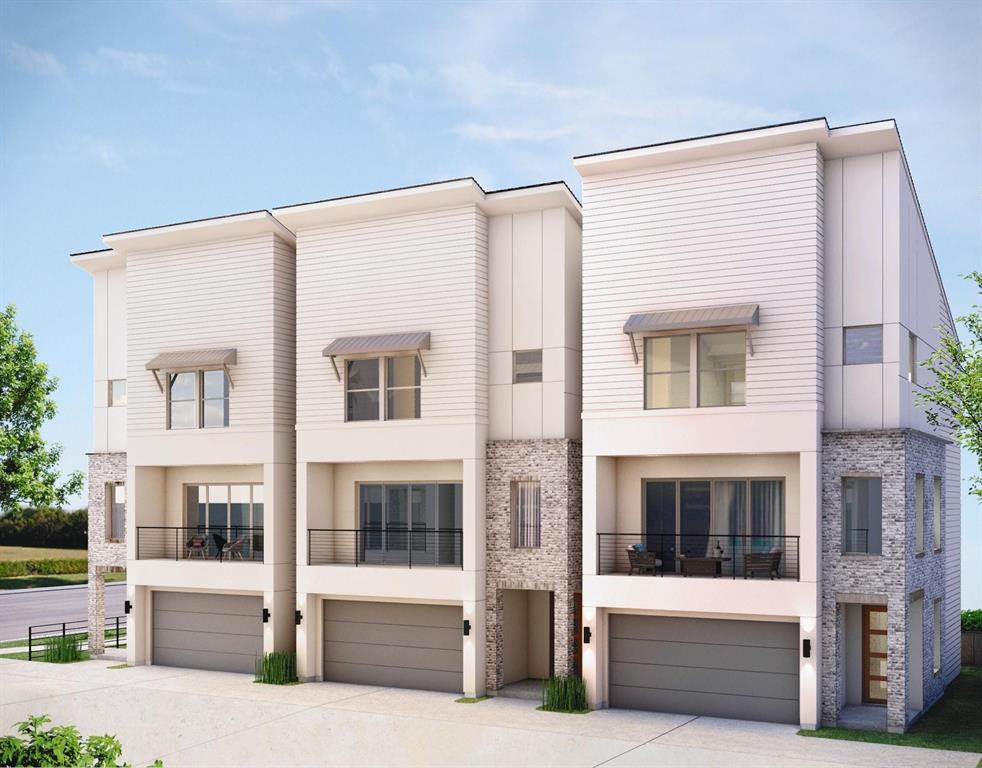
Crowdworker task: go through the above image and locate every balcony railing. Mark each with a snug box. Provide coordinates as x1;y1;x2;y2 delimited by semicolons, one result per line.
598;533;799;580
843;528;869;554
308;528;463;568
136;526;264;562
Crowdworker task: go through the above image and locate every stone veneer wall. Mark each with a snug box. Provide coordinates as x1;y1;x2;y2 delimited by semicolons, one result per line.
820;429;947;732
87;452;127;654
485;439;582;691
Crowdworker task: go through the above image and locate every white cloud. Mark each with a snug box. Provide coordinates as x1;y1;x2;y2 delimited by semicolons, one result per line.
89;139;122;168
89;47;205;94
3;40;63;77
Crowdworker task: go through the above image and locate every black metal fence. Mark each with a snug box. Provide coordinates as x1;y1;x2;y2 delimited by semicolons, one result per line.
27;615;126;660
308;528;463;568
843;528;869;554
598;533;800;580
136;526;264;561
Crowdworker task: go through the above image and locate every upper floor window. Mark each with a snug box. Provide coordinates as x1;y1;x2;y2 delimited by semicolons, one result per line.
513;350;543;383
108;379;127;407
512;480;541;548
908;332;918;384
106;482;125;542
933;476;942;551
843;326;882;365
915;474;925;555
346;356;421;422
644;331;746;409
167;369;230;429
842;476;881;554
933;599;942;675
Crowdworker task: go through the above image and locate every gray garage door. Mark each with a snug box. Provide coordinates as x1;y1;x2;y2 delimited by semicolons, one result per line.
609;615;799;724
323;600;463;693
153;592;263;673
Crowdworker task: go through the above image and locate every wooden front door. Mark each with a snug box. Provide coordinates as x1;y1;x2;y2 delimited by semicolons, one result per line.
862;606;888;704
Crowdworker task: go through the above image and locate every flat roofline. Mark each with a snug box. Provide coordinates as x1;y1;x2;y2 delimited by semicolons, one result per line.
69;247;113;258
103;208;272;238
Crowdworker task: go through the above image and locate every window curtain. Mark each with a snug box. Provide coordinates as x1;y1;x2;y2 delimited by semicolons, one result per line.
750;480;784;551
516;481;541;547
710;481;746;557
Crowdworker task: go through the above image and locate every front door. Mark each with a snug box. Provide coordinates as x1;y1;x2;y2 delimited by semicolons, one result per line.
862;606;888;704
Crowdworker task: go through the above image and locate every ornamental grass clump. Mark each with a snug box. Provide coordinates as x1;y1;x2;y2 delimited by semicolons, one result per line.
540;675;588;713
254;651;298;685
42;634;83;663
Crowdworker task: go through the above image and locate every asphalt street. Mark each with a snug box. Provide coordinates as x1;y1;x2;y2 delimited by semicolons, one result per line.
0;582;126;641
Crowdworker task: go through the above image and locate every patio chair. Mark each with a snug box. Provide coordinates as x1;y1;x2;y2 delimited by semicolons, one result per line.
626;547;662;575
185;535;207;559
222;537;246;561
211;532;228;561
744;549;782;579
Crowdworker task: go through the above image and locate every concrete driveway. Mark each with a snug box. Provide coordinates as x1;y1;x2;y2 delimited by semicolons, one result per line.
1;658;977;768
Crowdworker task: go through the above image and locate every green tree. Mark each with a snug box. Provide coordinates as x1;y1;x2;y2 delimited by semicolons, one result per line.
0;304;83;513
918;271;982;500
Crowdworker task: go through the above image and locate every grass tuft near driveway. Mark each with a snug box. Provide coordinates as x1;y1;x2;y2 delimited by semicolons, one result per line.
799;666;982;755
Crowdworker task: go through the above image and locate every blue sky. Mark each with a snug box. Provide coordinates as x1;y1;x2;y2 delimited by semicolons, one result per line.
0;0;979;604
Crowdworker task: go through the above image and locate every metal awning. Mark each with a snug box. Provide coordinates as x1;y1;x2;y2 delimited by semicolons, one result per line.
145;348;237;391
322;331;431;381
623;303;759;363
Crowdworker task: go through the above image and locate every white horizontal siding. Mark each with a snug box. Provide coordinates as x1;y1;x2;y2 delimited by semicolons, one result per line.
582;144;824;413
296;205;488;426
126;233;296;436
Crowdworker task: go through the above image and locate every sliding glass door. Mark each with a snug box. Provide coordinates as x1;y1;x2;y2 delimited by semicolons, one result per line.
644;481;676;571
359;483;462;565
185;484;264;558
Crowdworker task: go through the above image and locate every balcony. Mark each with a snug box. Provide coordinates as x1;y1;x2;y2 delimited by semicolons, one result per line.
136;526;264;562
598;533;799;580
308;528;463;568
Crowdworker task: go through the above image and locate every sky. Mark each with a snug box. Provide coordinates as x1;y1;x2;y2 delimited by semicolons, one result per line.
0;0;979;605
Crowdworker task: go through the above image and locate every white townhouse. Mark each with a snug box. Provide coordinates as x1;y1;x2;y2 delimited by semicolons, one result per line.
575;118;960;732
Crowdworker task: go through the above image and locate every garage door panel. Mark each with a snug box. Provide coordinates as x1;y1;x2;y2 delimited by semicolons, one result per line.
154;591;260;616
608;615;799;724
610;637;799;674
324;640;463;673
153;610;262;636
153;628;263;656
323;620;463;651
611;614;798;649
324;601;460;628
610;684;799;725
153;647;258;674
609;660;799;700
323;662;462;693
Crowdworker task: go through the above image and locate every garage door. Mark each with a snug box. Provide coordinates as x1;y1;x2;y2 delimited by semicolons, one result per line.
609;615;799;724
323;600;462;693
153;592;263;673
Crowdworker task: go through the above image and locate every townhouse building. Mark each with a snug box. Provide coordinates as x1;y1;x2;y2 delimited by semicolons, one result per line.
73;116;959;733
575;118;960;732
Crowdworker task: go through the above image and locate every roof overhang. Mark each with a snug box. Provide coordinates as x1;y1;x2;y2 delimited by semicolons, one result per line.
623;303;760;364
70;247;125;273
102;210;295;257
145;348;238;392
321;331;431;382
574;118;902;177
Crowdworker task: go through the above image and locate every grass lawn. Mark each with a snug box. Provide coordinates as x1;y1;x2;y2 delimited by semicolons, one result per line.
0;546;88;561
799;666;982;755
0;572;125;590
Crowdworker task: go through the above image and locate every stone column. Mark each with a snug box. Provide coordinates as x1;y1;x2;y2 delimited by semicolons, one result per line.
87;568;106;655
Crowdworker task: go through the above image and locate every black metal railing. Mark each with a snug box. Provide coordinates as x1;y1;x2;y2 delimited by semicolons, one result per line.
843;528;869;554
27;615;126;660
136;526;264;562
308;528;463;568
598;533;800;580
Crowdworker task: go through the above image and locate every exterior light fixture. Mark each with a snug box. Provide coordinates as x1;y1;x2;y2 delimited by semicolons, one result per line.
802;639;811;658
262;608;270;623
295;610;303;626
583;626;592;644
463;619;471;636
124;600;132;614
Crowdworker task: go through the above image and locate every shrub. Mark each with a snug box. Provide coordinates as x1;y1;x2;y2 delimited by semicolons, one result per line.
254;651;297;684
963;609;982;632
0;558;88;578
43;634;84;663
0;714;129;767
540;675;588;712
0;506;88;548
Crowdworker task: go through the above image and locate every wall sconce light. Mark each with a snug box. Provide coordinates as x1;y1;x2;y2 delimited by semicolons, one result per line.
583;626;592;644
262;608;270;624
802;639;811;658
124;600;132;615
463;619;471;636
295;610;303;626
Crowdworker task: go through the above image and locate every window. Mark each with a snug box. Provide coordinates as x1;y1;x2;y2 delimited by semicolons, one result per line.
168;372;197;429
513;350;543;383
358;482;462;565
108;379;127;407
185;483;264;558
167;369;229;429
844;326;883;365
933;476;942;550
106;483;125;542
386;356;421;419
346;359;380;421
915;474;925;555
698;331;746;406
512;481;541;548
908;332;918;384
933;600;942;674
842;477;882;554
645;335;690;408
